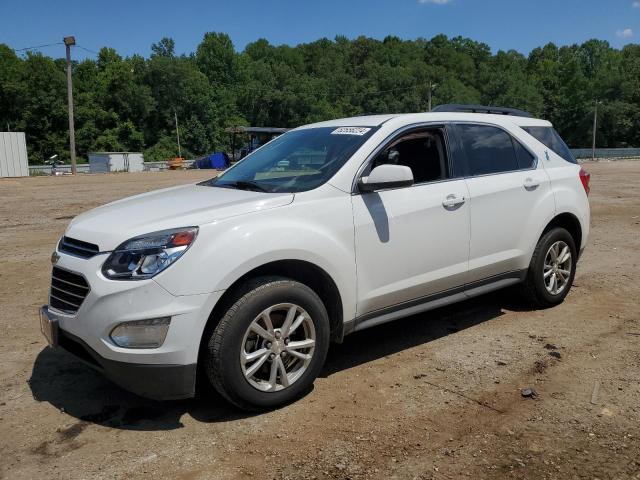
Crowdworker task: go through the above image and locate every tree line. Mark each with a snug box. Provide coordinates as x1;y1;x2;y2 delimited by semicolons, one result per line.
0;33;638;164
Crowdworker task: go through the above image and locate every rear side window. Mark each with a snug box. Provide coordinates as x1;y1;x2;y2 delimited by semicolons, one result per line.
513;141;536;169
457;124;519;176
521;126;576;164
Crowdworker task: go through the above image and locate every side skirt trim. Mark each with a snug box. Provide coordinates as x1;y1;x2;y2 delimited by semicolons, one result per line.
348;270;526;334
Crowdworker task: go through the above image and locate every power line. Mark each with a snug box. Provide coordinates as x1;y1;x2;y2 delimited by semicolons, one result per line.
243;82;425;100
15;42;63;52
13;42;100;56
327;83;422;98
75;45;100;55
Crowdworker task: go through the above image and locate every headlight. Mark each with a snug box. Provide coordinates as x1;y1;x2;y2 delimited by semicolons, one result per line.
102;227;198;280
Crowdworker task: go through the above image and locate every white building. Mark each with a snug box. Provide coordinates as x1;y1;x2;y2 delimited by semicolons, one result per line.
88;152;144;173
0;132;29;178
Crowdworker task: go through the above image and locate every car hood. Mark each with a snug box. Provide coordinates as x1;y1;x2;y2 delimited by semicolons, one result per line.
65;183;294;251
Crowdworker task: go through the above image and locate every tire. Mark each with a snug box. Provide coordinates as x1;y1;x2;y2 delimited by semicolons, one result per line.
204;276;330;411
521;227;577;308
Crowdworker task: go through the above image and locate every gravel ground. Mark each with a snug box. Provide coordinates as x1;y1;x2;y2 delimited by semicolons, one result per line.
0;163;639;480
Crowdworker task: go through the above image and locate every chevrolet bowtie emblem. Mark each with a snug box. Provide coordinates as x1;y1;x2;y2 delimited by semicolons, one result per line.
51;251;60;265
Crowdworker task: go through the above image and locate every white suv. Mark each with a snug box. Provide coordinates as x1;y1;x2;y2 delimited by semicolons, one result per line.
40;105;590;410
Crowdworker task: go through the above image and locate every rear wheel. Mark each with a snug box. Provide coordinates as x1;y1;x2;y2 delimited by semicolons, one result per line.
522;227;577;307
204;277;330;410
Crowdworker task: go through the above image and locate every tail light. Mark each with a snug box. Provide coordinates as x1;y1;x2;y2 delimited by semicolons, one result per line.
579;168;590;196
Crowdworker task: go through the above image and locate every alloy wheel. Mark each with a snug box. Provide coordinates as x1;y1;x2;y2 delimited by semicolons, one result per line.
240;303;316;392
543;240;572;295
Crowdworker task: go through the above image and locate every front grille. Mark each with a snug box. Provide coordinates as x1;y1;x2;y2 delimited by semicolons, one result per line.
58;236;99;259
49;267;90;314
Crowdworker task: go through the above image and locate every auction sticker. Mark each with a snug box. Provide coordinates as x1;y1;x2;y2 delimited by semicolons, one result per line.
331;127;371;136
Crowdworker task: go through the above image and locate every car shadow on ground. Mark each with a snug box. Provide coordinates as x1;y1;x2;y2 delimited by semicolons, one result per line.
28;288;530;431
321;289;529;377
29;347;254;431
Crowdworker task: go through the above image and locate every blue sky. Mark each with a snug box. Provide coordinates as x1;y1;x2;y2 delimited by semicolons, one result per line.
1;0;638;60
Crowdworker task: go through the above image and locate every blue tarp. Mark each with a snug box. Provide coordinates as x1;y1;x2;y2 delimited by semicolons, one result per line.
195;152;230;169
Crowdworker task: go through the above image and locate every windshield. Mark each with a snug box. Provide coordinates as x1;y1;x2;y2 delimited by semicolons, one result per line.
201;126;377;193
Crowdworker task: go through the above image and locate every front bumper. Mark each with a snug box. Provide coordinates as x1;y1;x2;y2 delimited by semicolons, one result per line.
47;251;223;364
61;326;197;400
40;305;196;400
44;310;197;400
41;250;224;399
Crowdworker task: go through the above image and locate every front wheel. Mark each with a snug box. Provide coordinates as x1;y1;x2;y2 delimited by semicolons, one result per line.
204;277;330;411
521;227;577;307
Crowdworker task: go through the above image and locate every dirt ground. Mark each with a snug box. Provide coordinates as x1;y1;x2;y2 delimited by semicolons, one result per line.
0;162;639;480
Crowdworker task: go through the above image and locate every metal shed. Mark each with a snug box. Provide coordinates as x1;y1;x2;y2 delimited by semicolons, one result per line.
0;132;29;178
88;152;144;173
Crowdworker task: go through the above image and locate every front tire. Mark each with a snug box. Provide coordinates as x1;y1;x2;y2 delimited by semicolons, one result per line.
522;227;577;307
204;276;330;411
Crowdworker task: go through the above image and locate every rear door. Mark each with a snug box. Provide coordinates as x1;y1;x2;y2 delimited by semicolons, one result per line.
450;123;553;284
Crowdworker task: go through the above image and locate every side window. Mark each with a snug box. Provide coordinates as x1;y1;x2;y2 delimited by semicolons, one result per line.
457;124;519;176
513;140;535;169
371;128;448;184
521;126;576;164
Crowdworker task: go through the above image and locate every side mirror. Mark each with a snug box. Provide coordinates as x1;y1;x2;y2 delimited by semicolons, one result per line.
358;164;414;193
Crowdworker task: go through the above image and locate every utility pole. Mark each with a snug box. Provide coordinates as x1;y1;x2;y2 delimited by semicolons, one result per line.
174;110;182;158
427;82;438;112
592;101;601;162
64;36;77;175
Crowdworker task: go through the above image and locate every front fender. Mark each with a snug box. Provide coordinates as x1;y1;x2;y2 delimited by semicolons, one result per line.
154;188;357;323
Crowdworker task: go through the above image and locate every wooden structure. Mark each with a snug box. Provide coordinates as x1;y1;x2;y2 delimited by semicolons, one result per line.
225;126;289;161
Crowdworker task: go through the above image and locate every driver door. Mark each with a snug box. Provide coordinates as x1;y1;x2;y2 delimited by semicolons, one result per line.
351;126;470;317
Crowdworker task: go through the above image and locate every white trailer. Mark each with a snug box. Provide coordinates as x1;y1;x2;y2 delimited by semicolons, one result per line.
88;152;144;173
0;132;29;178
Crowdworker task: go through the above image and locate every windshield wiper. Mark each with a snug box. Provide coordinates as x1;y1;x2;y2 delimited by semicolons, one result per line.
216;180;268;192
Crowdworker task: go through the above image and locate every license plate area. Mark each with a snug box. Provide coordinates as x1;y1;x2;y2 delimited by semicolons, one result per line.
39;306;59;348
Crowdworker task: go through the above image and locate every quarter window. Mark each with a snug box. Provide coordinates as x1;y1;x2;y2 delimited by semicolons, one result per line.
457;124;533;176
521;126;576;164
513;140;535;169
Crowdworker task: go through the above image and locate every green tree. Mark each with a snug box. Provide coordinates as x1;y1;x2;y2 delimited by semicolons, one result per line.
0;44;26;132
1;34;639;166
196;32;238;87
18;52;67;163
151;37;175;58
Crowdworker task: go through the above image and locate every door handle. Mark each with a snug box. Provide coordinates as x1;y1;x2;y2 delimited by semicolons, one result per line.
524;177;540;190
443;194;465;208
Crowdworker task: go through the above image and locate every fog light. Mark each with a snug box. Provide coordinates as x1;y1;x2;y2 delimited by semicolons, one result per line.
110;317;171;349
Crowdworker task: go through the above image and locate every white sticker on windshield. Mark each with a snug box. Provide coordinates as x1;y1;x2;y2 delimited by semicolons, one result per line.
331;127;371;136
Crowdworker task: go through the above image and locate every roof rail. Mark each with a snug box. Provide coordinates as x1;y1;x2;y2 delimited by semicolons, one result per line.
431;104;533;118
